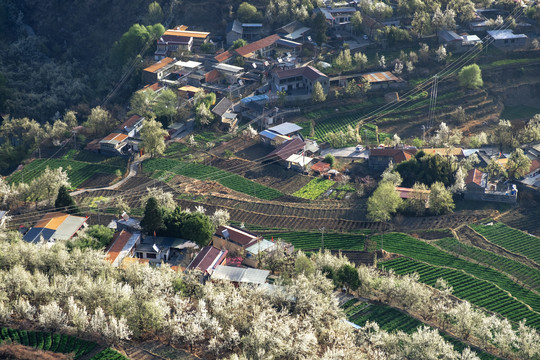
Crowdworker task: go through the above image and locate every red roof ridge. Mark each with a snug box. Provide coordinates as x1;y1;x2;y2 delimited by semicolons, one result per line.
235;34;280;57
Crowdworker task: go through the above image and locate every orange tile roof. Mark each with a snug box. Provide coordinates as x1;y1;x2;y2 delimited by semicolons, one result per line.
422;148;465;157
143;82;162;92
143;57;175;73
465;168;486;186
35;213;69;230
106;229;133;264
528;159;540;174
215;50;233;62
103;133;128;142
179;85;203;92
311;161;331;173
235;34;280;57
164;29;210;39
205;69;221;83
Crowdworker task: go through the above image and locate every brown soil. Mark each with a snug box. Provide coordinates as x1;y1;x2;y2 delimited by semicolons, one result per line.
392;210;495;232
0;343;72;360
498;206;540;237
455;225;540;271
211;156;313;195
78;173;118;189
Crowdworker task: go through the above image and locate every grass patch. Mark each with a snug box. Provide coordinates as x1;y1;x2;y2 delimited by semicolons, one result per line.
500;105;540;121
484;58;540;68
293;178;335;200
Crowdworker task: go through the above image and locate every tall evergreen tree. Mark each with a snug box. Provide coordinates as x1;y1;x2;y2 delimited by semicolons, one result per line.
55;185;78;214
141;197;165;234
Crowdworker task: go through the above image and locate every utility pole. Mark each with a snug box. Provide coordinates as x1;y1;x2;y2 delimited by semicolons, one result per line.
319;226;325;250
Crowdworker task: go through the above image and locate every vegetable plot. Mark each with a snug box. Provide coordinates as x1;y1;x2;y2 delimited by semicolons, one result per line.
143;158;283;200
379;257;540;329
293;178;335;200
436;237;540;290
470;222;540;264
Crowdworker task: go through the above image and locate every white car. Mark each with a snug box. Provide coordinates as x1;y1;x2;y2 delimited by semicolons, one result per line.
363;35;368;40
356;145;364;152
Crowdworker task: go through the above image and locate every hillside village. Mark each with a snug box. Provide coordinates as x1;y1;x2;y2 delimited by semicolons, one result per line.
1;0;540;359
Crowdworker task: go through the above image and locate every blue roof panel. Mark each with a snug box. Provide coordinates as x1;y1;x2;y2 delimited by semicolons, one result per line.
23;228;55;243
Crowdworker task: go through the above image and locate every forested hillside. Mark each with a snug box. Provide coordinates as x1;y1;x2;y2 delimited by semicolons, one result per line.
0;0;161;122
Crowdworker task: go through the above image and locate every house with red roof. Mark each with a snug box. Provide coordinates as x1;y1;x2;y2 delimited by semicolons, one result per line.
464;168;517;203
185;246;228;275
234;34;280;58
368;148;417;170
105;229;141;267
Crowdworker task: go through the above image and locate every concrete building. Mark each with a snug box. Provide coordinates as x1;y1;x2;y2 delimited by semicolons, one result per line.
487;30;528;49
272;66;329;95
23;212;87;244
226;20;263;45
143;57;176;84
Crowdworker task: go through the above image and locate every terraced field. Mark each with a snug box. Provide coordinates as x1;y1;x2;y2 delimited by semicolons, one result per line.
176;197;380;232
143;158;283;200
470;222;540;264
341;300;498;359
436;237;540;290
8;158;126;189
376;233;540;313
0;327;96;358
379;257;540;329
268;231;366;250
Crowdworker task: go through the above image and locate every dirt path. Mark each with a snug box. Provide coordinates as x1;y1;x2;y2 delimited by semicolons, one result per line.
70;155;148;196
455;225;540;271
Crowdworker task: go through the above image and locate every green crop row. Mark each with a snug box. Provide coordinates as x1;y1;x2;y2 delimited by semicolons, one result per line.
8;158;125;189
268;231;365;250
470;223;540;264
435;237;540;290
373;233;540;313
90;348;129;360
351;304;423;334
0;327;96;358
293;178;335;200
379;257;540;329
143;158;283;200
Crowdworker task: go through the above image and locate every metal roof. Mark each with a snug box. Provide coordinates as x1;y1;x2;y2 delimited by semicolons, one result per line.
245;239;275;255
286;154;313;167
259;130;278;139
52;216;87;240
215;63;244;73
211;265;270;284
487;30;527;40
241;94;269;104
362;71;400;83
175;60;202;69
268;122;303;135
99;133;129;146
284;27;311;40
438;30;462;42
276;39;302;48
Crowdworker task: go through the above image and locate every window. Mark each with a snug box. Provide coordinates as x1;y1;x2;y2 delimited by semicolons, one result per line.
146;253;157;259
